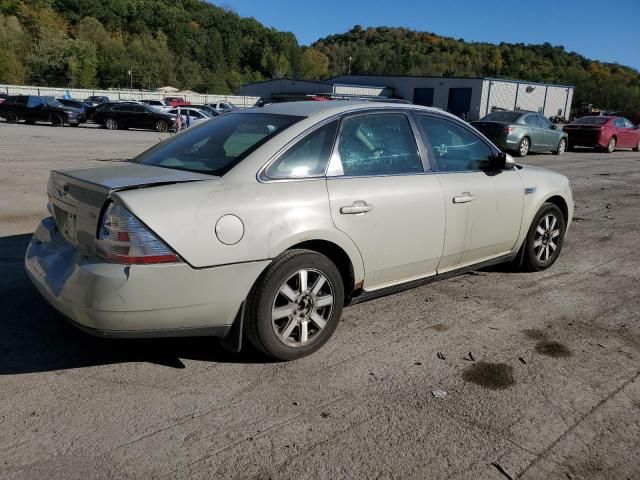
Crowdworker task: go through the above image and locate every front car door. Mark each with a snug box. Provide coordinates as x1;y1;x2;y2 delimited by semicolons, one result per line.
522;114;547;151
535;114;561;149
326;111;445;290
26;96;46;122
415;113;524;272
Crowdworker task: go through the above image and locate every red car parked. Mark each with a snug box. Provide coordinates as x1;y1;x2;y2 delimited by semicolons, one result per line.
163;96;191;107
563;116;640;153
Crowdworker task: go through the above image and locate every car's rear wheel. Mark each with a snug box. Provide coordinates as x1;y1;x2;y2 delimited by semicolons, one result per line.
105;118;118;130
5;111;18;124
519;203;565;272
554;138;567;156
605;137;616;153
516;137;530;157
51;115;64;127
155;120;168;132
245;249;344;361
633;139;640;152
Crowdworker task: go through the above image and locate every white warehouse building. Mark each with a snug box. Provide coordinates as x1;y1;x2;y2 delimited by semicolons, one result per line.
238;75;574;121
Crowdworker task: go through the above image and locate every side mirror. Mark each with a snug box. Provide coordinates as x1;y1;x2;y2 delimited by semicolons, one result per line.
551;124;557;130
489;152;515;170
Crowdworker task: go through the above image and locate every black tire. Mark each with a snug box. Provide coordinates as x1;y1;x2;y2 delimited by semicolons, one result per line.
553;138;567;156
51;115;64;127
25;119;35;125
515;137;530;157
155;120;169;132
245;249;344;361
519;203;566;272
633;139;640;152
5;110;18;124
105;117;118;130
70;123;80;127
605;137;616;153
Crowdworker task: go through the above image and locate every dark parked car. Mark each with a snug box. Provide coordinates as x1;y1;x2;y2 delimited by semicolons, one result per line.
563;116;640;153
471;110;568;157
94;102;175;132
84;95;109;106
84;96;110;120
56;99;88;123
0;95;81;126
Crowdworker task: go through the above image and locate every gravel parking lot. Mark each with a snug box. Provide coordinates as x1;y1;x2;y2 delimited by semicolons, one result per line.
1;122;639;480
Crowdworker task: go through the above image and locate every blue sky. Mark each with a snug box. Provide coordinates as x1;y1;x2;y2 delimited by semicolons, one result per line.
216;0;640;70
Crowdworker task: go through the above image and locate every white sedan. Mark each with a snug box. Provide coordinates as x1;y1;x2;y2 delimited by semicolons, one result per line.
25;101;573;360
168;107;213;129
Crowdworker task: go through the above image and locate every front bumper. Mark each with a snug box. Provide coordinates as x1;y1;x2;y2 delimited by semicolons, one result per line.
25;217;270;338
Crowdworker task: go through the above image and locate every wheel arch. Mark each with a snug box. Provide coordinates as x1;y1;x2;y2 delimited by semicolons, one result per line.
544;195;569;225
286;239;357;303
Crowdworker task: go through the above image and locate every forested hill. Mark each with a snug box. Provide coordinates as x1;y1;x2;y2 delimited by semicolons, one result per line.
0;1;638;110
313;26;640;110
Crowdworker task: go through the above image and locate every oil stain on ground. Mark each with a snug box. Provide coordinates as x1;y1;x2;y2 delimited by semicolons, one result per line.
462;362;516;390
429;323;449;332
535;341;572;358
523;328;573;358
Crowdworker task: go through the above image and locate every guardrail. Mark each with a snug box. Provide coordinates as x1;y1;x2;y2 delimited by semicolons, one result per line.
0;84;260;108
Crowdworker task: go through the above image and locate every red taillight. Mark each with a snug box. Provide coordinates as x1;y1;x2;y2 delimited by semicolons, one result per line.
503;126;515;134
97;202;180;264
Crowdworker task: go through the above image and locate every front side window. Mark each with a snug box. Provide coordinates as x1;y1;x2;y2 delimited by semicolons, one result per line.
418;115;495;172
336;113;422;176
265;120;338;179
134;113;301;176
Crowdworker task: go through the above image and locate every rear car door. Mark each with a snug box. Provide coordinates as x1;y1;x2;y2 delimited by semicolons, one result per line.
26;96;47;122
415;113;523;272
326;111;445;290
616;118;634;148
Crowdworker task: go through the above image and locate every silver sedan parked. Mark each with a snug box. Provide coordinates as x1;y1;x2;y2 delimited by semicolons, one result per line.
25;101;573;360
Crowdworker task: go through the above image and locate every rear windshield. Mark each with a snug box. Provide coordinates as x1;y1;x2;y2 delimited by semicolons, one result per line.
133;112;301;176
479;112;523;122
572;117;609;125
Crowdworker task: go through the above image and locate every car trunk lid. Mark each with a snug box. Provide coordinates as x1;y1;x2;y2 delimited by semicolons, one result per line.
47;164;216;255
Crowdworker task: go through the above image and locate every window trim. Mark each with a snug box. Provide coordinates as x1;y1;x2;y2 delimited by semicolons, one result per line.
413;111;502;174
326;110;428;179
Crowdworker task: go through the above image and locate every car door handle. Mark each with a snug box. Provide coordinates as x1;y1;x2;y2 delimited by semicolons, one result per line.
340;201;374;215
453;193;475;204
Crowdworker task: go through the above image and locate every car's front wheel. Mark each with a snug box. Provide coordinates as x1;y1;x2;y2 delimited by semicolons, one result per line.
633;139;640;152
51;115;64;127
155;120;169;132
245;249;344;360
554;138;567;156
519;203;565;272
105;118;118;130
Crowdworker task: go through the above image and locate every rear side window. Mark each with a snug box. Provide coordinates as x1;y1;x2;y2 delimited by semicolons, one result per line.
134;113;301;176
418;115;495;172
27;97;45;108
265;120;338;179
336;113;422;176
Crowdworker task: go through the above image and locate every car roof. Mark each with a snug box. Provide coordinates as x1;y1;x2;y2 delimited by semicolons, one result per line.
240;100;448;119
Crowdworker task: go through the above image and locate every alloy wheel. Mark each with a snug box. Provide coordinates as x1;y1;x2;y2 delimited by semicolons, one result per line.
156;120;168;132
557;138;566;155
519;138;530;156
271;268;334;347
6;111;18;124
105;118;117;130
533;213;560;262
607;138;616;153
